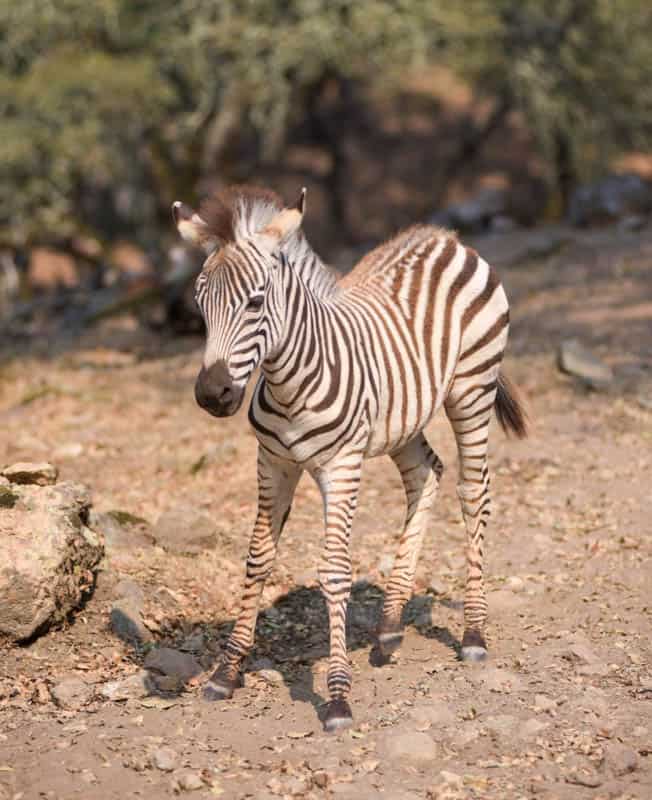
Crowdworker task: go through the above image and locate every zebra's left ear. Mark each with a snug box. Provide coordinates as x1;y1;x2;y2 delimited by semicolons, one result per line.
257;188;306;251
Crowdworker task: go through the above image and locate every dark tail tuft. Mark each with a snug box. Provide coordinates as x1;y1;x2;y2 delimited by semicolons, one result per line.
494;372;528;438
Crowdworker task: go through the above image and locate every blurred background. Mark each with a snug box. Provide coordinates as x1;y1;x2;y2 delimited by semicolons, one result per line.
1;0;651;340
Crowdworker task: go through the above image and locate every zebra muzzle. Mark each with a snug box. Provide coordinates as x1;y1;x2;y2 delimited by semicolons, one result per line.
195;362;244;417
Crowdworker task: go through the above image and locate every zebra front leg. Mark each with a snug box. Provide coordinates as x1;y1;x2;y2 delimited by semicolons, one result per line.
203;450;301;700
446;381;497;662
376;434;443;660
313;453;362;732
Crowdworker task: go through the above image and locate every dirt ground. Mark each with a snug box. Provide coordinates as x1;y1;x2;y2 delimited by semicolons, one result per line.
1;225;651;800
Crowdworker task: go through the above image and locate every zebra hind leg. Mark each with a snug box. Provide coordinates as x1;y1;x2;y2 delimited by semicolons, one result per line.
445;377;498;663
374;433;442;662
313;452;362;733
203;451;301;701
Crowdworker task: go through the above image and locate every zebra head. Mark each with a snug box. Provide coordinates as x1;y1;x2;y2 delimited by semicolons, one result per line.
172;191;305;417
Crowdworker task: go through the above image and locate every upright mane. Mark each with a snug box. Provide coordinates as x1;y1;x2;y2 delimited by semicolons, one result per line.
199;185;284;243
200;184;339;299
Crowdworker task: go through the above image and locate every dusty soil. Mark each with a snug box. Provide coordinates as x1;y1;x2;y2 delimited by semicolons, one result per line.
1;226;651;800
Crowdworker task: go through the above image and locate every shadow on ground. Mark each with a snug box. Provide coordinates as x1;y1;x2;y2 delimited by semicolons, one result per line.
131;581;462;724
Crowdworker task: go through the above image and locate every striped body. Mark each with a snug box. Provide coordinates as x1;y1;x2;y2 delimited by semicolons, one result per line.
250;227;508;467
173;186;526;731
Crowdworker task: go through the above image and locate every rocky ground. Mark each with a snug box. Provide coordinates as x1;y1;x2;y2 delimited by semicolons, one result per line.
0;225;651;800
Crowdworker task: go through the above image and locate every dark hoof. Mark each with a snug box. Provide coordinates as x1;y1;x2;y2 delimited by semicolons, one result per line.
201;671;242;701
371;619;404;665
322;699;353;733
460;629;488;662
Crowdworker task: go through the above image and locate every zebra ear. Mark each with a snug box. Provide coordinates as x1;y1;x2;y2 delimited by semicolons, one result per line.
172;201;220;254
257;188;306;250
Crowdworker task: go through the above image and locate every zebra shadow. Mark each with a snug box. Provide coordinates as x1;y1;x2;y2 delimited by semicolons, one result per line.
135;580;462;717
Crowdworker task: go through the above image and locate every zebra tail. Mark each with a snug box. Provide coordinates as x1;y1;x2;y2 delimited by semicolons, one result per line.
494;372;528;438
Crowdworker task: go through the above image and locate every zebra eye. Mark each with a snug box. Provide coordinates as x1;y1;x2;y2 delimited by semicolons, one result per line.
246;293;264;311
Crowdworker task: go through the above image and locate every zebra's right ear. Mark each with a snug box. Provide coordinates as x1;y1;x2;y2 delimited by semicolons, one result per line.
257;188;306;251
172;201;220;254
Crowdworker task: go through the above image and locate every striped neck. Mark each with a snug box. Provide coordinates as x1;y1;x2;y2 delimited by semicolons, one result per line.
262;258;342;414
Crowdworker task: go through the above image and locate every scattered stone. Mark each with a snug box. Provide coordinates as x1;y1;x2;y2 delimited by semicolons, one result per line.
0;481;103;641
144;646;202;687
176;771;204;791
428;577;448;596
603;742;638;777
110;599;154;647
381;730;437;765
153;508;218;555
101;671;150;701
557;339;613;389
180;630;205;653
565;770;603;788
409;702;455;728
520;718;549;739
257;668;284;687
534;694;556;713
151;746;178;772
52;442;84;460
439;770;463;787
1;462;58;486
484;714;517;737
51;677;93;709
505;576;525;592
486;589;520;612
473;667;523;694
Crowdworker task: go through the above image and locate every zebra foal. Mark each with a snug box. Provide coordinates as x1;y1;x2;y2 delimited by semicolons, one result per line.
172;185;527;732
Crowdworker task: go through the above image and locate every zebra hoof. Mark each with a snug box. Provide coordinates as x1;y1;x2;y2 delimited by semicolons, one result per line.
460;645;488;662
460;629;488;662
202;672;242;701
379;628;403;653
322;699;353;733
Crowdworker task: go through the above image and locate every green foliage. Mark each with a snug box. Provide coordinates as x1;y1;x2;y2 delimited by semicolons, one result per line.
440;0;652;180
0;0;650;248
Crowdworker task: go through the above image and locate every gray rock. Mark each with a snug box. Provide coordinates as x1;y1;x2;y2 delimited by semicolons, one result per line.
110;599;153;647
114;579;145;608
2;462;58;486
0;481;103;641
51;677;93;709
100;671;150;701
89;510;154;552
151;746;178;772
144;647;202;683
153;508;217;555
381;730;438;765
568;173;652;227
563;638;608;675
603;742;638;776
558;339;613;389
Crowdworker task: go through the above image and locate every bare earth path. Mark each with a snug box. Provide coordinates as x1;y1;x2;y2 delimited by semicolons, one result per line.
1;227;651;799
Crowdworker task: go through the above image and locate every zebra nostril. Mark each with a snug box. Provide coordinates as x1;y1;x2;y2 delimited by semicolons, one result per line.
219;386;233;403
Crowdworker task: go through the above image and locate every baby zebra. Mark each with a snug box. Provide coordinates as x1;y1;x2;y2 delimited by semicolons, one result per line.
173;185;527;732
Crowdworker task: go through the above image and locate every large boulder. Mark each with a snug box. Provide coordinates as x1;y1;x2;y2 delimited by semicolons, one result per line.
0;473;104;641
